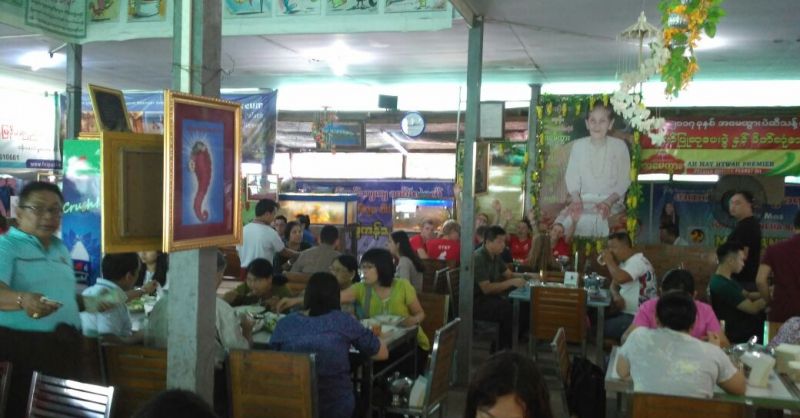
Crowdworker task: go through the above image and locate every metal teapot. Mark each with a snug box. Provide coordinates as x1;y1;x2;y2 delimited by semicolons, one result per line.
387;372;414;406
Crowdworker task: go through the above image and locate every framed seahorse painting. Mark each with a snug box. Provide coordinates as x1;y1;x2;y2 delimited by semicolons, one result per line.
163;91;242;252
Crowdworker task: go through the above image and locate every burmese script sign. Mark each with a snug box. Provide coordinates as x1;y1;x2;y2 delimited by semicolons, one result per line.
641;112;800;176
25;0;87;40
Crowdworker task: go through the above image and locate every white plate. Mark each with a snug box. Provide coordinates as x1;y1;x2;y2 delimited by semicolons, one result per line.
374;314;404;326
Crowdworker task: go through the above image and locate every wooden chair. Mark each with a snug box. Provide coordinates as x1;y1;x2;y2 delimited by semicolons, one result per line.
26;371;115;418
101;345;166;418
445;266;499;351
0;361;10;418
421;259;450;294
766;321;784;342
227;349;317;418
630;393;747;418
417;292;450;352
530;286;587;360
380;318;461;418
550;327;571;415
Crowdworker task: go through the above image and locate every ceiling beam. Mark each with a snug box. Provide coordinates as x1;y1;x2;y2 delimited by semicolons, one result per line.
449;0;478;27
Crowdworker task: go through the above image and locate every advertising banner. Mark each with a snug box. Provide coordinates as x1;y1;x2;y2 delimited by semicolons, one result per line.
77;90;278;165
293;180;454;256
643;182;799;249
641;111;800;176
60;140;102;286
0;92;60;169
25;0;87;41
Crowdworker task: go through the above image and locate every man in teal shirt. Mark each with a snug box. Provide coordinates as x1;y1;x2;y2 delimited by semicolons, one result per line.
0;182;81;332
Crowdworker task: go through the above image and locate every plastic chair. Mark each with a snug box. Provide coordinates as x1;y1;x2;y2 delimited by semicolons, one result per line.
101;344;166;418
379;318;461;418
26;371;114;418
630;393;747;418
0;361;11;418
530;286;587;360
227;349;317;418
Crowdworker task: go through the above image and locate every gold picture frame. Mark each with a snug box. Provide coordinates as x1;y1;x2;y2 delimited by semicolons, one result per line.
88;84;132;132
100;132;164;253
163;90;242;252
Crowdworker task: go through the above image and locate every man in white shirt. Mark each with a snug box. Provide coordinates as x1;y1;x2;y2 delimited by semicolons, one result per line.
600;232;656;342
80;253;142;343
147;250;251;366
617;292;745;398
559;103;630;238
237;199;297;277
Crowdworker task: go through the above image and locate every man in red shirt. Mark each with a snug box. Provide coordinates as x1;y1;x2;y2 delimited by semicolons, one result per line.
425;220;461;262
409;218;436;259
756;211;800;322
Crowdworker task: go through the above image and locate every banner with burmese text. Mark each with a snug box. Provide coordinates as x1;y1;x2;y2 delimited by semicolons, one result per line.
640;109;800;176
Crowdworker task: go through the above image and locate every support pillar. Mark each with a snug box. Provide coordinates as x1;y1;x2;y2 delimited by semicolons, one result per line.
524;84;542;216
167;0;223;404
456;16;483;386
66;44;81;139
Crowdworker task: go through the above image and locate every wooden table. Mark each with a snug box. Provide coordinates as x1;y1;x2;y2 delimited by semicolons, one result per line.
605;346;800;414
509;284;611;367
245;310;418;418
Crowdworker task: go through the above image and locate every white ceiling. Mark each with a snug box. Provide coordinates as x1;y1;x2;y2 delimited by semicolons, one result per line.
0;0;798;92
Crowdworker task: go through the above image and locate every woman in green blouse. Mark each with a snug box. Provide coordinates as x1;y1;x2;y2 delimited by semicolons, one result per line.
341;248;429;351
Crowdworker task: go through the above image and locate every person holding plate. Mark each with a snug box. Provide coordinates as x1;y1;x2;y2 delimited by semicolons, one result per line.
0;182;81;332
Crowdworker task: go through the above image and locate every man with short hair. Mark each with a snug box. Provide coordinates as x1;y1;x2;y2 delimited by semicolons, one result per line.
473;225;527;350
410;218;435;259
709;241;766;343
600;232;656;341
425;220;461;262
617;292;746;398
756;211;800;322
80;253;141;343
238;199;297;278
290;225;341;274
659;223;687;246
725;190;761;288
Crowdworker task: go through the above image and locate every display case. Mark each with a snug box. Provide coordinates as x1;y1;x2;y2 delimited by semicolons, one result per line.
392;198;454;232
278;193;358;254
278;193;357;225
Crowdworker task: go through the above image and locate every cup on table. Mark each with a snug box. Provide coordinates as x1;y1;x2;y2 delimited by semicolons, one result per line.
371;324;382;337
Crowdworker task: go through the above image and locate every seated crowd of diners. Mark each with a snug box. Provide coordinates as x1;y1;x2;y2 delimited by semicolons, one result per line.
3;184;800;417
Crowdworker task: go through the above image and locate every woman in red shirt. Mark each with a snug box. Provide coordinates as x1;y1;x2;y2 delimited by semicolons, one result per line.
550;222;571;258
508;219;533;263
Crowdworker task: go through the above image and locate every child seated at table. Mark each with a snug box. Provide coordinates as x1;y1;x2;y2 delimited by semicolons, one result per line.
222;258;292;310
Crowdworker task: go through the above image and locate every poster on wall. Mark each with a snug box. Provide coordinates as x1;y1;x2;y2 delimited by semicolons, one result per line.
88;0;120;22
0;178;17;218
475;143;526;230
641;110;800;176
539;96;634;239
61;140;102;286
644;183;799;249
384;0;447;13
76;90;277;165
327;0;378;14
0;92;60;170
225;0;265;15
128;0;166;21
294;180;454;256
277;0;321;15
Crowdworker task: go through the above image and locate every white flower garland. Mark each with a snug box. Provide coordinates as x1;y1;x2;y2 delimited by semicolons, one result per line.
610;37;671;145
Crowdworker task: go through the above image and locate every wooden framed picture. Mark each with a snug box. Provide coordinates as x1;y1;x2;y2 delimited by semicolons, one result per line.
163;90;242;252
100;132;164;253
456;141;491;195
88;84;132;132
319;120;366;150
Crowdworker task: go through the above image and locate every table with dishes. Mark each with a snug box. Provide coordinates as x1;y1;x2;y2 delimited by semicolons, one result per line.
234;306;418;418
509;280;611;366
605;346;800;414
